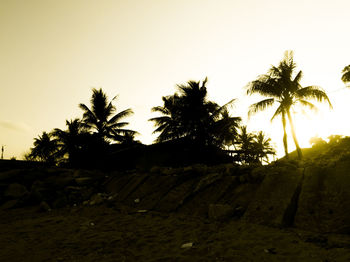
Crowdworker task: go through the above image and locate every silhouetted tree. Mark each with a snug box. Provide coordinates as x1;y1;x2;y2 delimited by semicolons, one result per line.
210;108;241;148
253;131;276;164
150;78;241;148
235;126;257;164
79;88;136;143
341;65;350;84
309;136;327;147
52;118;88;165
28;131;58;164
149;95;182;142
247;51;332;159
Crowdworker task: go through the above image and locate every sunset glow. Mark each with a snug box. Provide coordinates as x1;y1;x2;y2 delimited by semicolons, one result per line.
1;0;350;159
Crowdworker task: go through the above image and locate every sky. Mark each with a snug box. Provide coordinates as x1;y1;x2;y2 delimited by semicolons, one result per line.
1;0;350;159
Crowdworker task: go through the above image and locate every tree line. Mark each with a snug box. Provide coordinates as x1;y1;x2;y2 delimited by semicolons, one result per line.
26;50;345;167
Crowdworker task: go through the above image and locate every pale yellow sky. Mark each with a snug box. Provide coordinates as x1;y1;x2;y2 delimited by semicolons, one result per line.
1;0;350;159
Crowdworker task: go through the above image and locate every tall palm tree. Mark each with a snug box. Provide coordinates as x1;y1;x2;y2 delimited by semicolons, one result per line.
247;51;332;159
209;108;241;148
150;78;240;147
175;77;219;142
149;94;183;143
79;88;136;143
253;131;276;164
29;131;58;164
52;118;87;164
341;65;350;84
235;126;256;164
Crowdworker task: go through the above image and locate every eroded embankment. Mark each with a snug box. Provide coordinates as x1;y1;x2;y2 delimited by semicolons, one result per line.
1;161;350;234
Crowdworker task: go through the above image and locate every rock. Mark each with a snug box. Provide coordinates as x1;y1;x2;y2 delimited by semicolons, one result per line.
0;200;19;210
243;166;303;227
264;248;277;254
156;179;196;212
4;183;28;199
193;173;223;193
52;194;68;208
181;242;194;249
89;193;104;206
208;204;234;221
29;180;48;204
75;177;95;186
38;201;51;212
294;161;350;233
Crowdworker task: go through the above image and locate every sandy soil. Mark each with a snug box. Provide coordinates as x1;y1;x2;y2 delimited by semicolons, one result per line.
1;205;350;262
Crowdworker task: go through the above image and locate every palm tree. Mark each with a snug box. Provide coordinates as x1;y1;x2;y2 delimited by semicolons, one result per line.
235;126;257;164
247;51;332;159
29;131;58;164
210;108;241;148
341;65;350;84
52;118;87;164
253;131;276;164
150;78;241;147
149;94;183;143
79;88;136;143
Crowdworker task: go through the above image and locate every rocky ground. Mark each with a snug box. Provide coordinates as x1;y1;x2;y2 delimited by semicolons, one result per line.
1;204;350;262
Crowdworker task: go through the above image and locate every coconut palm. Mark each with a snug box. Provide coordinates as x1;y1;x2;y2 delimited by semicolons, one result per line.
29;131;58;164
341;65;350;84
79;88;136;143
210;108;241;148
149;94;183;143
235;126;257;164
52;118;88;164
253;131;276;164
150;78;240;147
247;51;332;159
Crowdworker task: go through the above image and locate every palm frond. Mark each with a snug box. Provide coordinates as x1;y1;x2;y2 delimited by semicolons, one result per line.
108;108;134;124
341;65;350;83
298;100;318;112
248;98;275;118
270;104;284;122
295;86;333;108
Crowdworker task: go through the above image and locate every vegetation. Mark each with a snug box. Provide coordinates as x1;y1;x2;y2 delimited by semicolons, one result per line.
341;65;350;84
150;77;241;148
233;126;276;164
27;132;58;164
247;51;332;160
79;88;136;143
25;50;349;168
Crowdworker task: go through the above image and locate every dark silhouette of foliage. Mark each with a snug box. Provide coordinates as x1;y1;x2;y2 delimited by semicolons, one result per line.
341;65;350;84
309;136;327;148
79;88;136;143
233;127;275;164
28;131;59;164
150;78;241;148
247;51;332;160
253;131;276;164
52;118;89;165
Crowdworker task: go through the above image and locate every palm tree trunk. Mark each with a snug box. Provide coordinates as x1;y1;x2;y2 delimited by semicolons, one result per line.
286;109;303;160
282;113;289;158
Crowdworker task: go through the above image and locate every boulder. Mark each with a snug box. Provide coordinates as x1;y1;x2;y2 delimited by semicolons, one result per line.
208;204;234;221
4;183;28;199
38;201;51;212
155;178;197;212
193;172;224;193
0;200;19;210
89;193;104;206
294;161;350;233
243;166;303;227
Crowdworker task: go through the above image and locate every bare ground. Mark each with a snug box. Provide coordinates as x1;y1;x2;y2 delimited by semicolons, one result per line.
1;205;350;262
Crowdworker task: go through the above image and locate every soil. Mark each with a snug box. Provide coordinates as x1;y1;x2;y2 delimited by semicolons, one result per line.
1;205;350;262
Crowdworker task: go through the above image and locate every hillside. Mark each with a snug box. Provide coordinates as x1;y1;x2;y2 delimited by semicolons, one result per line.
1;139;350;261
